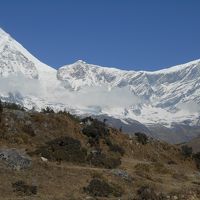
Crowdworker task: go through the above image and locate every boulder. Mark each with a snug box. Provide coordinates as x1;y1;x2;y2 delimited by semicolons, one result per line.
0;148;31;170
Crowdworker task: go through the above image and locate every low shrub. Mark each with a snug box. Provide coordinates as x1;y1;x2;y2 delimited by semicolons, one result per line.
153;162;170;174
88;153;121;169
12;181;37;196
81;117;94;124
109;143;125;156
172;172;188;181
82;126;99;138
193;152;200;169
137;186;160;200
0;100;3;113
32;137;87;164
181;145;193;158
58;110;80;122
167;160;177;165
41;107;54;113
84;178;123;197
3;102;25;111
135;162;170;174
135;163;151;173
88;137;99;147
22;124;36;137
105;138;125;156
135;132;148;145
82;118;109;139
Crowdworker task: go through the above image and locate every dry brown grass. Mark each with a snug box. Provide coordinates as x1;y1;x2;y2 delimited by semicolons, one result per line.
0;109;199;199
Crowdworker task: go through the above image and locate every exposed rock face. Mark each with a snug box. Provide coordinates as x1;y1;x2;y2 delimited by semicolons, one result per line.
0;149;31;170
0;45;38;79
111;169;133;182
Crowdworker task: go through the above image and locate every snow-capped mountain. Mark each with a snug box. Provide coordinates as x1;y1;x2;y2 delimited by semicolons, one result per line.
0;27;200;142
57;58;200;126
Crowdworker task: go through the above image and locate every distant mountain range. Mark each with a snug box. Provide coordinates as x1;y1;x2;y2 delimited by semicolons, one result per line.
0;27;200;143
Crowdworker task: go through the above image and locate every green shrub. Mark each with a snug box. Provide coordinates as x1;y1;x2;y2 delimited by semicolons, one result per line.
135;163;151;173
82;118;111;150
41;107;54;113
109;143;125;156
135;132;148;145
22;124;36;136
84;178;123;197
0;100;3;113
193;152;200;169
105;138;125;155
82;118;109;139
88;153;121;169
82;126;99;138
181;145;193;158
135;162;170;174
58;110;80;122
12;181;37;196
3;102;25;111
32;137;87;164
137;186;160;200
88;137;100;147
152;162;170;174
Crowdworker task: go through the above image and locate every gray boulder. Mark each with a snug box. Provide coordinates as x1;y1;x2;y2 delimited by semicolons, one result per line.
0;148;31;170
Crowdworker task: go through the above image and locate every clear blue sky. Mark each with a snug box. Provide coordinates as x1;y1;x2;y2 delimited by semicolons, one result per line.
0;0;200;71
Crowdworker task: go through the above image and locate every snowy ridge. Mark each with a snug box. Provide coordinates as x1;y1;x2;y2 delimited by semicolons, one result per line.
145;59;200;74
0;27;200;129
0;28;56;78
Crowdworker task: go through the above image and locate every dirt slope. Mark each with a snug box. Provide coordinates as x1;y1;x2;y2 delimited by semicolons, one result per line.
0;105;200;200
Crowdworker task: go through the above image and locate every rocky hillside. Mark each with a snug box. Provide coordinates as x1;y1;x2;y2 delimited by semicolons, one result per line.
0;102;200;200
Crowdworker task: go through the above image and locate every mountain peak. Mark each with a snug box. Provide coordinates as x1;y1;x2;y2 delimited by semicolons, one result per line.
0;27;55;79
0;27;8;36
75;60;87;64
0;28;10;44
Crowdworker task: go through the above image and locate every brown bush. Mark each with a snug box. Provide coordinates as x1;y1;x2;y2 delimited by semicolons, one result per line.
3;102;25;111
135;132;148;145
12;181;37;196
153;162;170;174
172;173;188;181
84;178;123;197
193;152;200;169
135;163;151;173
181;145;193;158
137;186;160;200
22;124;36;137
88;153;121;169
82;118;109;139
105;138;125;156
135;162;170;175
32;137;87;164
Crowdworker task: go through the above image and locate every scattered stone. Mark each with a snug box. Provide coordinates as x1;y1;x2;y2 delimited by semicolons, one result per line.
85;196;94;200
0;149;31;170
41;157;48;162
111;169;133;182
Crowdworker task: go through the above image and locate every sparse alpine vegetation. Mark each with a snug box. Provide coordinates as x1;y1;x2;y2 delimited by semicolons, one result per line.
0;102;199;199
